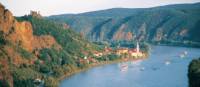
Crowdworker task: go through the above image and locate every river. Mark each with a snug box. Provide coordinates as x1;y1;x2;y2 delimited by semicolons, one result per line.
60;46;200;87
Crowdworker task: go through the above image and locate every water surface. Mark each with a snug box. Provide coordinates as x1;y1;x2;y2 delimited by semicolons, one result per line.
60;46;200;87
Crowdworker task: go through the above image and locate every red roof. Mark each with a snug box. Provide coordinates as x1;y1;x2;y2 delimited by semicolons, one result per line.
129;48;137;52
94;51;102;54
105;47;112;51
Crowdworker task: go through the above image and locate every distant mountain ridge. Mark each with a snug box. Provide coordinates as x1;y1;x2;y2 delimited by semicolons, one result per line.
49;2;200;45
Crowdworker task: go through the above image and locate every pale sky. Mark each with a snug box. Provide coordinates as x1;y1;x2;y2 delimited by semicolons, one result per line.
1;0;200;16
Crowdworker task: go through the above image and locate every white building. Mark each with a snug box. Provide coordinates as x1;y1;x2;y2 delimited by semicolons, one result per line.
129;41;143;58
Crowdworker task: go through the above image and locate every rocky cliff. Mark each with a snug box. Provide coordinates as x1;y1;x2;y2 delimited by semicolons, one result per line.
0;3;63;86
0;3;99;87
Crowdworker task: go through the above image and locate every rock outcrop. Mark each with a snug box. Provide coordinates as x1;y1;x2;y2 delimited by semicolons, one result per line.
29;11;42;18
0;3;61;52
0;3;62;86
9;21;61;52
0;4;15;34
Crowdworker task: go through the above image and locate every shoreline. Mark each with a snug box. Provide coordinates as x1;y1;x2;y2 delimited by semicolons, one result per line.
58;54;148;84
151;43;200;48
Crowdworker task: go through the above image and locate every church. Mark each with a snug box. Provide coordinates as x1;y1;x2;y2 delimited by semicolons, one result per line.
128;42;143;58
115;42;144;58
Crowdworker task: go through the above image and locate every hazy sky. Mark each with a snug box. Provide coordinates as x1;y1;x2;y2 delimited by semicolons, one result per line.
1;0;200;16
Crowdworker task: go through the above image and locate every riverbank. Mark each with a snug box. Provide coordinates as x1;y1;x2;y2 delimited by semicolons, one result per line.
58;54;148;82
59;46;200;87
150;41;200;48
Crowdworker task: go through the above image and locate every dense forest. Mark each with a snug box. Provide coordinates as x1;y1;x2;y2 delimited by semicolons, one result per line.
49;3;200;47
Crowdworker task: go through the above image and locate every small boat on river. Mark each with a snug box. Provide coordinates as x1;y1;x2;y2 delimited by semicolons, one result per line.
140;67;145;71
165;60;171;65
179;51;188;58
184;51;188;55
120;64;128;71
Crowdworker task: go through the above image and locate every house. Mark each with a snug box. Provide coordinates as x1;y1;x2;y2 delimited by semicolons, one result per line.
104;46;113;54
116;48;128;55
129;51;143;57
84;56;87;60
34;78;42;83
104;46;112;52
88;58;98;63
33;78;44;86
93;52;103;57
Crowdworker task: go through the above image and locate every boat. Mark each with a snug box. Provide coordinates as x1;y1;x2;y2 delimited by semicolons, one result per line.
183;51;188;56
184;51;188;55
179;54;185;58
120;64;128;71
179;51;188;58
140;67;145;71
165;60;171;65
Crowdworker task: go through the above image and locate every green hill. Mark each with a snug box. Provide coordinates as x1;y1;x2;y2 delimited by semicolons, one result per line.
0;3;100;87
49;3;200;47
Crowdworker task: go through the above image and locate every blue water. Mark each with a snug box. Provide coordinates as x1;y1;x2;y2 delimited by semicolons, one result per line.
60;46;200;87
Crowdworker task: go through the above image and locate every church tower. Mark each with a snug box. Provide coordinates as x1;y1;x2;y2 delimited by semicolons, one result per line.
136;41;140;53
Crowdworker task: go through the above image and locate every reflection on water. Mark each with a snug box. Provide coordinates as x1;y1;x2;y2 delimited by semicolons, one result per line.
60;46;200;87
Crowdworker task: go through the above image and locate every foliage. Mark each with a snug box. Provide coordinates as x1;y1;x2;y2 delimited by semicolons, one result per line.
188;57;200;87
48;3;200;47
8;15;101;87
107;54;120;61
0;80;10;87
13;68;41;87
17;16;100;57
52;65;65;78
0;31;6;46
39;64;50;73
17;47;33;59
44;77;59;87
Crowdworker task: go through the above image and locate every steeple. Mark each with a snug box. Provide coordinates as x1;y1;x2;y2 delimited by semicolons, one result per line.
136;41;140;53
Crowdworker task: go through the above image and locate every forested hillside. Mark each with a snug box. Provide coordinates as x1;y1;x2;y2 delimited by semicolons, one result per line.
0;3;100;87
49;3;200;47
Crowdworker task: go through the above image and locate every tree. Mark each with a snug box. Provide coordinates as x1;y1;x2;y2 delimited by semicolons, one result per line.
44;77;58;87
188;58;200;87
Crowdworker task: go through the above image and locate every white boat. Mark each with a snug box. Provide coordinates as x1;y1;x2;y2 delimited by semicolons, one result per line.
184;51;188;55
179;54;185;58
120;64;128;71
165;60;171;65
140;67;145;71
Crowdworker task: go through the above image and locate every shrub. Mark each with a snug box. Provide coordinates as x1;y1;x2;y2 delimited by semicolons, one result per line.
44;77;59;87
188;58;200;87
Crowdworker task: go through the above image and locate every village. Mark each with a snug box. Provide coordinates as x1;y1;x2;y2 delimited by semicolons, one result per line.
78;42;146;65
